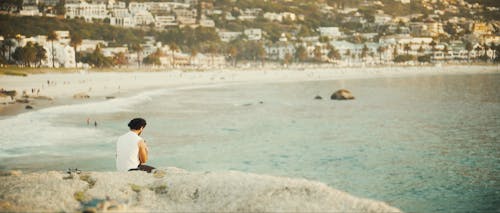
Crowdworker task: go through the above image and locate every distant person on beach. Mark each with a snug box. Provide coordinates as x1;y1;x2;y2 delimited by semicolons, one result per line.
116;118;155;173
94;121;97;127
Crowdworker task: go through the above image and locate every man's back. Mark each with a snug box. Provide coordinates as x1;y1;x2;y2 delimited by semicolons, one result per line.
116;131;141;171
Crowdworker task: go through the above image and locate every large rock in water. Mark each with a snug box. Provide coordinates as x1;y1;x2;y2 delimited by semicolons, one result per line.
0;168;401;212
331;89;354;100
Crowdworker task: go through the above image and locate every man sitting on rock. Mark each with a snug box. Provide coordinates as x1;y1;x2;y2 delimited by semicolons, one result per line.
116;118;155;173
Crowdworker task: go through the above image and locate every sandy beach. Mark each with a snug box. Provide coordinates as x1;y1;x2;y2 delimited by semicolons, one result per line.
1;65;498;117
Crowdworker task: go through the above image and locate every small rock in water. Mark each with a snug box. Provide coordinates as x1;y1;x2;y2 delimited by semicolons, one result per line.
25;105;33;109
105;96;115;99
314;95;323;100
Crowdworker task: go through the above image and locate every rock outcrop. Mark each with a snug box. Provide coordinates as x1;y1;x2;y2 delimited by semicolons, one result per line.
0;167;401;212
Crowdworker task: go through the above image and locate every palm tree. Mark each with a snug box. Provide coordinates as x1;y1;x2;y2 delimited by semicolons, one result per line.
376;46;386;63
70;33;82;68
465;41;473;62
404;44;411;55
417;45;425;55
228;46;238;67
474;45;482;61
4;39;15;63
314;45;323;62
257;42;266;66
295;45;307;63
168;42;179;67
443;45;449;61
327;46;341;61
47;31;58;68
0;42;7;60
207;44;217;67
429;40;437;58
130;43;143;68
344;49;351;64
113;52;128;68
190;48;198;67
361;44;369;60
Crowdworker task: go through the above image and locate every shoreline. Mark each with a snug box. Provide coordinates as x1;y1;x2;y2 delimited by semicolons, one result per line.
1;65;498;118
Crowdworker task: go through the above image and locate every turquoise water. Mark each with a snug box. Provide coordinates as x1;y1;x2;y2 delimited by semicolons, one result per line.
1;72;499;212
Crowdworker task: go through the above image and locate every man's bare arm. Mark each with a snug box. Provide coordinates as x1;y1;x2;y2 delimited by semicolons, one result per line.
138;140;148;164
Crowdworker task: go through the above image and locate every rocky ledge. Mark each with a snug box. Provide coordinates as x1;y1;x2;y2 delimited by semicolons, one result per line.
0;167;400;212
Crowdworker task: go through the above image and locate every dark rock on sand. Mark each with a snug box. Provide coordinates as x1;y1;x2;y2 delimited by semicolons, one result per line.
73;93;90;99
330;89;354;100
105;96;115;99
25;105;33;109
314;95;323;100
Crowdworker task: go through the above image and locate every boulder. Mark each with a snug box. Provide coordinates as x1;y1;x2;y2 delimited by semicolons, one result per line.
73;93;90;99
25;105;33;110
330;89;354;100
314;95;323;100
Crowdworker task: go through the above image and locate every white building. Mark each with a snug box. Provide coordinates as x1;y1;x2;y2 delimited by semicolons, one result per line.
218;31;243;42
133;10;155;26
374;14;392;25
19;6;41;16
244;28;262;41
155;16;177;28
263;12;296;22
101;47;128;57
265;42;295;60
65;1;107;22
128;2;151;14
318;27;342;38
78;39;108;52
199;18;215;28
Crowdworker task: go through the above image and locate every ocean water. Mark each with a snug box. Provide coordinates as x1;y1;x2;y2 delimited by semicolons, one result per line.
0;72;499;212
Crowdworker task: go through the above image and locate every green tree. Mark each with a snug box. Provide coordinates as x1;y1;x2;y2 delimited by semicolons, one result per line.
361;44;369;60
169;42;179;67
417;45;425;55
404;43;411;55
129;43;143;68
377;46;386;62
143;49;162;66
314;45;323;62
11;47;24;66
465;41;473;62
283;52;293;66
295;45;307;62
257;42;266;66
207;44;217;66
113;52;128;68
3;39;15;63
190;48;198;66
70;33;82;68
327;46;341;61
34;43;47;67
228;46;238;67
47;31;58;68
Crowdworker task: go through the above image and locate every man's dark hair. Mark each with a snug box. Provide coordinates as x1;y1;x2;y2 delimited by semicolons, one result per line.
128;118;147;130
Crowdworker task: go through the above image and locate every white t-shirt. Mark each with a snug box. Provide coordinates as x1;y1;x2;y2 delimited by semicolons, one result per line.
116;131;142;171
